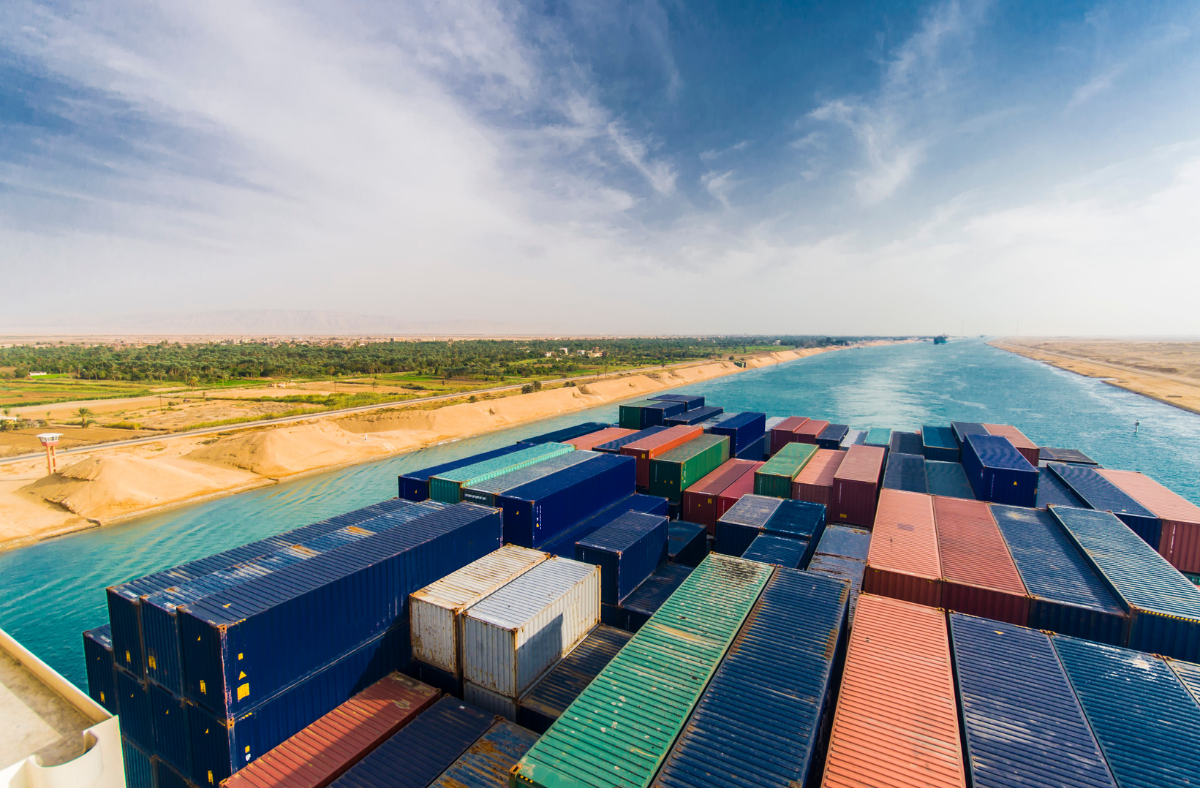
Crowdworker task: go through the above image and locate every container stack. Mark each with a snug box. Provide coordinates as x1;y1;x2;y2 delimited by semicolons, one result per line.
648;434;730;503
769;416;808;454
706;411;767;460
620;425;703;489
497;452;636;547
830;444;885;526
516;624;632;733
805;525;871;623
518;422;611;446
983;423;1041;466
921;425;960;462
619;399;686;430
460;451;595;506
680;459;759;532
427;442;574;503
575;511;669;605
815;423;850;449
1098;468;1200;573
753;442;817;498
715;495;825;562
961;433;1038;506
882;450;927;493
539;493;669;559
1049;463;1163;548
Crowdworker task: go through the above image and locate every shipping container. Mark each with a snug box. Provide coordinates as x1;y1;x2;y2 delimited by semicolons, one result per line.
1048;464;1161;548
864;427;891;449
461;451;596;507
667;521;707;567
618;564;693;632
883;452;928;493
922;425;960;462
1039;447;1099;466
1036;467;1084;508
188;623;411;786
1099;468;1200;573
990;505;1127;645
754;442;817;498
831;444;885;527
621;425;703;489
1168;657;1200;704
764;499;825;554
180;504;500;718
925;460;975;500
517;625;631;734
649;393;705;411
890;430;924;456
815;524;871;561
806;555;865;623
592;425;667;454
117;669;154;751
821;594;965;788
863;489;942;607
840;428;867;449
519;422;610;446
735;432;769;461
223;672;438;788
540;493;669;559
648;434;730;504
400;445;528;501
740;534;808;568
714;494;784;556
652;569;848;788
961;434;1038;507
83;624;117;715
708;412;767;456
791;449;845;507
428;443;575;504
714;461;766;521
663;406;723;426
681;459;758;532
156;759;193;788
499;453;636;548
327;696;498;788
948;614;1116;788
769;416;808;454
950;421;988;446
122;738;153;788
150;681;192;775
563;427;634;452
576;512;668;604
1054;635;1200;788
793;419;828;444
462;558;600;700
428;720;538;788
510;555;773;788
619;399;685;430
983;423;1040;466
933;497;1029;625
763;416;786;433
1052;506;1200;661
410;545;549;681
815;423;850;450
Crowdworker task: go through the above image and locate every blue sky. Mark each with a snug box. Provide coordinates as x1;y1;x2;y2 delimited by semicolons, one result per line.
1;0;1198;335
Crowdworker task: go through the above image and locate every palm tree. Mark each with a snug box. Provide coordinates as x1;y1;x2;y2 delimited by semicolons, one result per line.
78;407;94;428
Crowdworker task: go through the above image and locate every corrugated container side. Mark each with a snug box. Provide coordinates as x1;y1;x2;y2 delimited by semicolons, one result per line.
925;460;975;500
713;461;766;522
1167;658;1200;705
754;442;817;498
862;489;942;608
517;624;631;734
593;426;667;454
922;425;960;463
428;443;575;504
740;534;809;568
649;393;705;410
564;427;634;452
621;425;704;489
519;422;610;446
117;669;154;751
934;497;1030;626
708;412;767;456
883;452;928;494
982;423;1040;466
647;434;730;504
950;421;988;446
618;564;693;633
651;569;849;788
428;720;538;788
792;448;845;507
122;738;154;788
499;453;636;548
150;682;192;775
83;624;118;715
961;434;1038;507
1049;463;1161;548
680;459;758;532
540;493;669;559
815;423;849;449
821;594;965;788
1099;468;1200;573
576;512;669;604
770;416;808;454
793;419;828;444
831;444;885;526
1036;466;1084;508
815;524;871;561
399;444;528;501
667;521;708;568
806;555;865;623
734;432;768;461
155;759;192;788
890;430;923;456
948;614;1117;788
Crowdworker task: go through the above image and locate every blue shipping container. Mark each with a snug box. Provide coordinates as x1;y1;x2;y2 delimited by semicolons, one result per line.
815;423;849;450
541;493;669;559
150;681;192;776
883;453;928;494
117;669;153;751
498;453;636;548
991;505;1126;645
1039;447;1099;466
925;460;975;500
663;406;723;427
619;564;693;632
667;521;707;568
461;451;596;507
576;511;669;604
734;433;769;461
122;738;153;788
949;613;1117;788
764;500;825;555
708;412;767;456
180;504;500;717
652;569;848;788
961;434;1038;506
1048;463;1161;548
714;494;784;557
1054;635;1200;788
517;625;631;734
922;425;960;463
155;759;193;788
329;696;498;788
398;444;528;501
1052;506;1200;661
741;534;808;568
890;431;924;456
1167;658;1200;705
814;525;871;562
593;426;667;454
428;720;538;788
1036;467;1085;509
805;555;865;624
639;400;687;428
950;421;989;446
83;624;117;715
649;393;705;411
519;422;610;446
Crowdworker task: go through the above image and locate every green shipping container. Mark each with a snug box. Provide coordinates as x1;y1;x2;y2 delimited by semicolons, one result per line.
648;434;730;503
618;400;659;430
427;442;574;503
510;554;773;788
865;427;892;447
754;442;818;498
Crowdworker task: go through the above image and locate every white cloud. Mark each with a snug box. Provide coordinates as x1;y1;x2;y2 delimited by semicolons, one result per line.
701;170;735;207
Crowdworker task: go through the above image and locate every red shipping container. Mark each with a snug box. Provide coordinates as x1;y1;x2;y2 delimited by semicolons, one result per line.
792;419;828;444
1099;468;1200;573
620;425;703;489
564;427;634;452
769;416;808;455
792;449;846;507
822;594;966;788
863;489;941;607
681;459;759;533
714;461;767;525
831;445;885;527
224;672;439;788
932;497;1030;625
982;423;1039;466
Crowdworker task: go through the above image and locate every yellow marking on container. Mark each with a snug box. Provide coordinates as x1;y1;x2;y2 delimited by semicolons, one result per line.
237;683;250;701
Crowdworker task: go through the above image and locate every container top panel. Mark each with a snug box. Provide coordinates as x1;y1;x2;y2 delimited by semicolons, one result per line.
765;500;826;540
795;449;845;487
433;443;573;484
710;411;766;431
925;461;975;500
868;489;940;580
541;493;669;559
890;431;924;456
427;720;539;788
622;425;703;453
884;453;928;494
772;416;807;433
840;429;867;448
983;424;1038;451
404;444;529;485
817;423;850;442
576;511;668;553
740;534;809;568
775;441;819;462
649;394;705;410
835;444;886;483
519;625;632;722
933;496;1025;594
411;545;548;612
1040;447;1099;465
816;525;871;561
922;426;958;450
465;451;596;496
503;452;632;502
1047;464;1155;520
965;434;1034;471
654;433;728;465
466;557;598;630
758;444;816;479
950;422;989;445
1097;469;1200;524
564;428;635;452
1167;658;1200;705
1036;467;1084;508
719;493;784;528
794;419;829;438
864;427;892;447
621;564;693;617
594;426;667;453
520;422;611;446
686;459;758;495
663;406;724;426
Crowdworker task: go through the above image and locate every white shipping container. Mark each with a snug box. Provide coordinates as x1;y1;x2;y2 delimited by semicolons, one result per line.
462;557;600;698
464;680;518;720
410;544;549;678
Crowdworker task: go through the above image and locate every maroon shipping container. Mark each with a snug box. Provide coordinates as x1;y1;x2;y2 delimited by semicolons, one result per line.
714;462;767;525
620;425;703;489
1099;468;1200;573
769;417;808;455
932;497;1029;626
863;489;941;608
224;672;439;788
681;459;759;533
792;419;829;445
830;445;886;527
793;449;846;507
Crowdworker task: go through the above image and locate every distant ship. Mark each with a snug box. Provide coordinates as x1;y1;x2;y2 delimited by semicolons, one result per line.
934;335;948;344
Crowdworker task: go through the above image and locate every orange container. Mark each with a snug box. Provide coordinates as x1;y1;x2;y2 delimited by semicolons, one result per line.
1098;468;1200;573
620;425;703;488
982;423;1039;466
792;419;828;444
769;416;808;454
792;449;845;507
932;497;1029;625
564;427;634;452
822;594;966;788
863;489;941;607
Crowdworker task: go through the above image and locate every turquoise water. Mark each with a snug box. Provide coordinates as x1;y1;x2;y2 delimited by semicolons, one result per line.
2;338;1197;690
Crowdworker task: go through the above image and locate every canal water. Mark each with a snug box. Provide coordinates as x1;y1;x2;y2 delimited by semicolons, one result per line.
2;339;1197;689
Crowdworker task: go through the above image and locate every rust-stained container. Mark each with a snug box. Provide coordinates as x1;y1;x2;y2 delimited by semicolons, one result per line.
983;423;1039;466
822;594;966;788
863;489;942;607
831;444;886;527
792;419;828;444
792;449;845;507
620;425;703;489
223;672;439;788
1098;468;1200;573
769;416;808;454
680;459;758;533
932;497;1029;626
564;427;634;452
714;461;766;521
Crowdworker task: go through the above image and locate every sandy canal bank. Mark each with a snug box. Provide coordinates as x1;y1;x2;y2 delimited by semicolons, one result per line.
0;344;880;551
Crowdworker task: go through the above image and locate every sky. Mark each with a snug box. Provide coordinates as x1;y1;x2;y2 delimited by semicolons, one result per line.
1;0;1198;336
